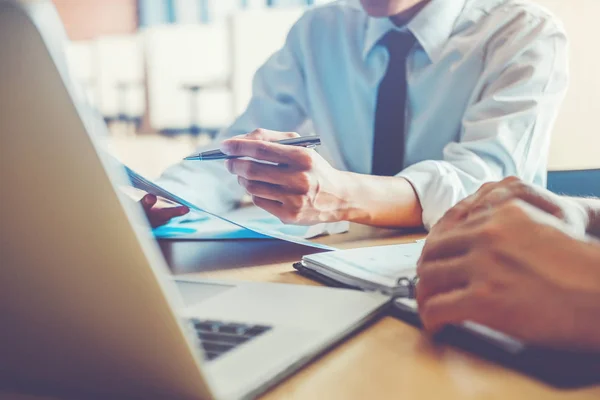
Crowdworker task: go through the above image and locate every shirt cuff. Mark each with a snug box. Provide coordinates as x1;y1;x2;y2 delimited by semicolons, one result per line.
398;161;471;231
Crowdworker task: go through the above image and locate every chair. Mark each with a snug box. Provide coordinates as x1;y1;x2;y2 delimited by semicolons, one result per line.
94;34;146;129
64;40;98;109
547;169;600;197
144;24;233;135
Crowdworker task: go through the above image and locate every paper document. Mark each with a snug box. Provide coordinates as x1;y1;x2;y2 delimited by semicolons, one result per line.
302;241;426;290
123;164;339;250
153;206;350;240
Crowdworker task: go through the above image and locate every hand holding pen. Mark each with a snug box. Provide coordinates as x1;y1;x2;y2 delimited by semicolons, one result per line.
184;129;351;226
184;136;321;161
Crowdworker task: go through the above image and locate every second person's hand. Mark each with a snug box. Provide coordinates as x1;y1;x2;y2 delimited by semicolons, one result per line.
430;177;590;238
416;200;600;350
140;194;189;228
221;129;352;225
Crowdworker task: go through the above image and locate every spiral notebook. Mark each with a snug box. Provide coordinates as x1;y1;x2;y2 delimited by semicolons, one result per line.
293;240;425;298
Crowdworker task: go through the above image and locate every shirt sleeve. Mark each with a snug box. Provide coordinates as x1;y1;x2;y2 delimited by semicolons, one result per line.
399;15;569;230
155;17;310;214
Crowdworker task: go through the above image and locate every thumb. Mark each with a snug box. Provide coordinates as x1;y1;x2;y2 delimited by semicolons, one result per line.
141;194;157;209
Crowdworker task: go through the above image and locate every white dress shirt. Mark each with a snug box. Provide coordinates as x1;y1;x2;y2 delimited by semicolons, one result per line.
158;0;569;229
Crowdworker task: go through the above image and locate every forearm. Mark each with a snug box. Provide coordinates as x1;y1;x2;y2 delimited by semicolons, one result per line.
338;172;423;228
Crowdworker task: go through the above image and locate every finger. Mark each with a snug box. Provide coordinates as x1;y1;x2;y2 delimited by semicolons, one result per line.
238;177;288;202
141;194;157;211
242;128;299;141
453;178;512;212
428;192;484;240
429;179;518;237
470;181;563;219
419;289;476;333
421;211;465;266
507;182;563;217
221;139;313;168
416;257;471;306
252;196;287;219
428;200;472;237
460;204;497;228
226;159;298;187
148;206;189;228
419;230;477;263
470;178;517;202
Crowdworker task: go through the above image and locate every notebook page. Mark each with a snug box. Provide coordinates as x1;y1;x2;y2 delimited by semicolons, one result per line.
303;242;425;288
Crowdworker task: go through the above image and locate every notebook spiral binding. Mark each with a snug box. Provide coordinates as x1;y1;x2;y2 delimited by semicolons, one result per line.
293;262;419;299
396;276;419;299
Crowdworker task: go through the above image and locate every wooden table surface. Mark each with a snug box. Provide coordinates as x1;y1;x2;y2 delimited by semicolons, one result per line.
163;224;600;400
3;225;599;399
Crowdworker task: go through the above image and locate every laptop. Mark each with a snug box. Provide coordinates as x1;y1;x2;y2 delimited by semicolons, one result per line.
0;1;389;399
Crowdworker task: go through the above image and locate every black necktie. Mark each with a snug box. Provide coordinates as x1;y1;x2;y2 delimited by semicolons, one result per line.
372;31;415;176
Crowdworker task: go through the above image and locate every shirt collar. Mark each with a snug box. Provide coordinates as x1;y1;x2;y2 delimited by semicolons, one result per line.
362;0;468;63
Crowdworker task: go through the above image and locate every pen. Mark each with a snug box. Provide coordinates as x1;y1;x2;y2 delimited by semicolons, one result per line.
184;136;322;161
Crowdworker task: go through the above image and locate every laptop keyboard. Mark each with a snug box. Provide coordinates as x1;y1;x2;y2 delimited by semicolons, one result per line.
192;319;272;361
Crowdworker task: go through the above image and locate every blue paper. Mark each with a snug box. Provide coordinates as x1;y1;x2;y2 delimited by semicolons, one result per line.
152;213;329;240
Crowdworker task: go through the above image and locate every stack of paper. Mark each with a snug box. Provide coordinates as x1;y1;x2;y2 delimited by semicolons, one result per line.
298;241;426;296
153;206;350;240
123;164;345;250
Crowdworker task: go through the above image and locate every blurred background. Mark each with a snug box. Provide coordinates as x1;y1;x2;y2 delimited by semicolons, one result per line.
56;0;600;181
56;0;333;178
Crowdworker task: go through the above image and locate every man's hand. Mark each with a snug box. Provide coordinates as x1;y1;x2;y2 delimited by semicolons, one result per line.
431;176;589;237
221;129;352;225
140;194;189;228
416;199;600;351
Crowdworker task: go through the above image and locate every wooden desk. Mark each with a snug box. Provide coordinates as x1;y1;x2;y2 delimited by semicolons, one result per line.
162;224;599;400
3;225;599;400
